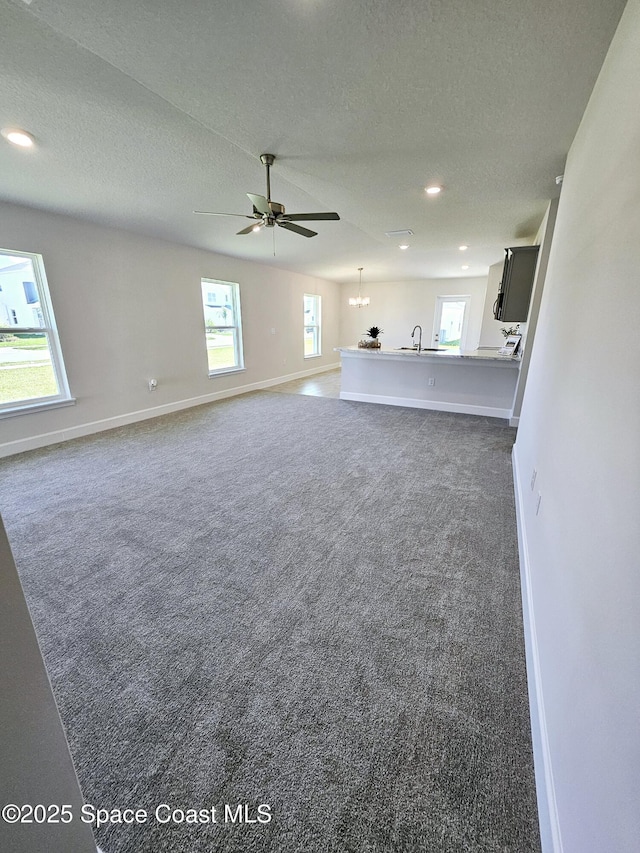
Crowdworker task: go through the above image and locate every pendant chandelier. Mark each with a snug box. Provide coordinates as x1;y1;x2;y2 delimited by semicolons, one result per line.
349;267;370;308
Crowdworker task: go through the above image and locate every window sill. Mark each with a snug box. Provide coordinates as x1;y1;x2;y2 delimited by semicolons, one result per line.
304;354;322;359
0;397;76;419
208;367;246;378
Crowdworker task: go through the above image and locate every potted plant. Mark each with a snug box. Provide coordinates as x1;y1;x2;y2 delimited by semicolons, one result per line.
359;325;383;348
500;324;520;337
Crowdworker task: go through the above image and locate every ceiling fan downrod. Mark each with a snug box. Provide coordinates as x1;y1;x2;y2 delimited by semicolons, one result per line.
260;153;275;202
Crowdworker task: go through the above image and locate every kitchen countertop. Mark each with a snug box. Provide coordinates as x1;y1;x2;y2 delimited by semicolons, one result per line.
335;346;521;365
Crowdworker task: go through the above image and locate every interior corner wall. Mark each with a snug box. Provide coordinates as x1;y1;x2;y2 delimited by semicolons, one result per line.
477;260;506;347
338;276;488;350
0;203;340;456
512;1;640;850
510;198;559;425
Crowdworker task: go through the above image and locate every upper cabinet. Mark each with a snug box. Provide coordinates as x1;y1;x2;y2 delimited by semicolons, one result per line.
493;246;540;322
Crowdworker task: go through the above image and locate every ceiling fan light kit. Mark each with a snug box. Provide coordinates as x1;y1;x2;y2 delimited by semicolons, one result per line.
195;153;340;239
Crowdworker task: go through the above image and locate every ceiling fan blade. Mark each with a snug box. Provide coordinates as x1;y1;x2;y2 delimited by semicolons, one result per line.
284;212;340;222
236;223;262;235
278;221;317;238
247;193;271;216
193;211;255;219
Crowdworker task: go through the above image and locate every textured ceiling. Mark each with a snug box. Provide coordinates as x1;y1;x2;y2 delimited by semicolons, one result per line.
0;0;627;283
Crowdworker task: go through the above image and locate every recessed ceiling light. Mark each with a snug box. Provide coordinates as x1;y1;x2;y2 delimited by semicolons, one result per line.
461;265;469;270
1;127;35;148
425;185;441;195
459;245;468;251
399;244;410;250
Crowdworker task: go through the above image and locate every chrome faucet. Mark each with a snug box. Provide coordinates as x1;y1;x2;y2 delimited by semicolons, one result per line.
411;325;423;352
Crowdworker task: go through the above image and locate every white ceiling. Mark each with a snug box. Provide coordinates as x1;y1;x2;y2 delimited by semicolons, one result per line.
0;0;627;284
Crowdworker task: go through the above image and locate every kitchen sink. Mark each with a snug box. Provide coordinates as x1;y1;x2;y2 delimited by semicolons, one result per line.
394;347;446;352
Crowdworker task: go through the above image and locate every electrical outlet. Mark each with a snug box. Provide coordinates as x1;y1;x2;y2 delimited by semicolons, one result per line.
530;469;537;491
536;492;542;515
428;377;435;386
148;379;158;391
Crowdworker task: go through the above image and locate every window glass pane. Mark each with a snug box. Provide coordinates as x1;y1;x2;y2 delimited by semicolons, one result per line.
439;300;466;348
303;294;320;357
203;282;235;327
1;249;69;411
201;278;243;374
0;332;60;403
304;327;317;356
207;328;237;372
303;294;317;325
0;255;44;327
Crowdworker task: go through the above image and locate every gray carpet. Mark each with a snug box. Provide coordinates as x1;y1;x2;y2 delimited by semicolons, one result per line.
0;391;540;853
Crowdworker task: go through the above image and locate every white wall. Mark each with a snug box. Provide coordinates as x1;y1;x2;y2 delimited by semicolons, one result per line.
513;1;640;851
338;277;488;351
0;517;97;852
0;202;340;455
478;260;507;348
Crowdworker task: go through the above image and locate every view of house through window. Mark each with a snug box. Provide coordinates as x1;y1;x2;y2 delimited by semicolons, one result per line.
304;293;321;357
0;249;71;412
201;278;244;374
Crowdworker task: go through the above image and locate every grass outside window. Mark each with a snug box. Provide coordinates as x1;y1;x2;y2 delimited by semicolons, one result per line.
0;333;59;403
0;364;59;403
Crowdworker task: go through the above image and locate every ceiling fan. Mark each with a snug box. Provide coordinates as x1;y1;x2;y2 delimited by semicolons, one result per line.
194;153;340;238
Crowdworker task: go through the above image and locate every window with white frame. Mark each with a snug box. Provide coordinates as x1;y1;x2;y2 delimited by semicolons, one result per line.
201;278;244;374
303;293;321;357
0;248;72;415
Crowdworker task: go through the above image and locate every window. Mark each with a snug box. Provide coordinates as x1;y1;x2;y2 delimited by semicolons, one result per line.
201;278;244;374
304;294;321;357
0;249;72;415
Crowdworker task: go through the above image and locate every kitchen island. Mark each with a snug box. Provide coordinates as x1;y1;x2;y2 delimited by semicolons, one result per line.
336;346;520;420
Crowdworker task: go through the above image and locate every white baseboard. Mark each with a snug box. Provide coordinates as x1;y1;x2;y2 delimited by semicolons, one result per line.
512;445;563;853
340;390;511;420
0;362;340;458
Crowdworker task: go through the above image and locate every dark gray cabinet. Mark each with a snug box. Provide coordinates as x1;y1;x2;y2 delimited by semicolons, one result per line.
493;245;539;322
